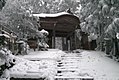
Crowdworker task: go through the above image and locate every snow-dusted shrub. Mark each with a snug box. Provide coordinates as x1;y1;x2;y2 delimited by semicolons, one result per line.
105;18;119;38
80;22;87;32
109;7;116;16
102;4;110;16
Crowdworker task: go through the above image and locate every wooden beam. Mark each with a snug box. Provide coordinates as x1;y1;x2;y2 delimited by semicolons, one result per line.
40;21;57;24
40;20;77;24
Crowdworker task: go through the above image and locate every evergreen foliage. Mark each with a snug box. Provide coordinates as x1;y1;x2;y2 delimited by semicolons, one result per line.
79;0;119;50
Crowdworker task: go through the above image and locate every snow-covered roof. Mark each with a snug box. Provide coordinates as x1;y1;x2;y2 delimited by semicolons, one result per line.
33;12;80;37
32;12;70;18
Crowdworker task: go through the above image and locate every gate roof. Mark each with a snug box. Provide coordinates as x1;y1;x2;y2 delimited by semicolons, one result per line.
33;12;80;37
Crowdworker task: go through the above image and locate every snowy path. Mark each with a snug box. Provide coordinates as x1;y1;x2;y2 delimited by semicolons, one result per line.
10;49;119;80
18;49;66;60
74;50;119;80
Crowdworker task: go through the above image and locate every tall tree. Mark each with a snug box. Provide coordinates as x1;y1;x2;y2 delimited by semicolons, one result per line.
79;0;119;51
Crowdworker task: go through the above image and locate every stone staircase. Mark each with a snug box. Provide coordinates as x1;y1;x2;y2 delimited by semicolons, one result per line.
55;53;94;80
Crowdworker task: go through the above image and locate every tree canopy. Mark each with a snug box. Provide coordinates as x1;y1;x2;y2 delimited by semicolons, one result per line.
79;0;119;50
0;0;80;39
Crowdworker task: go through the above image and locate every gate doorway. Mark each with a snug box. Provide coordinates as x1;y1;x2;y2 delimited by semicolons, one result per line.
33;12;80;50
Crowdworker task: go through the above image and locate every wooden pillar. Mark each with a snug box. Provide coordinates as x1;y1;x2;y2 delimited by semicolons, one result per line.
66;38;68;51
70;36;72;51
74;31;77;50
52;23;56;48
62;37;64;50
68;39;70;51
52;30;55;48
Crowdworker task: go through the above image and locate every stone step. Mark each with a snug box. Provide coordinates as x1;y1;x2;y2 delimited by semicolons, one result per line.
56;53;94;80
55;75;94;80
56;68;79;72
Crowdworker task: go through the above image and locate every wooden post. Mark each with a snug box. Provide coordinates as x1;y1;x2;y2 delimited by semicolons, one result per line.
68;39;70;51
74;31;77;50
66;38;68;51
52;29;55;48
62;37;64;50
70;36;72;51
52;23;56;48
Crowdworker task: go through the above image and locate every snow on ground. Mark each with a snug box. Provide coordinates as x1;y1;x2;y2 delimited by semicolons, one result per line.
9;49;119;80
18;49;66;61
56;53;93;80
10;60;57;79
74;49;119;80
10;49;66;79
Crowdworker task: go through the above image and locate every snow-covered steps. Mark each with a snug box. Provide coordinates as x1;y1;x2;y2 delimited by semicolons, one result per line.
18;49;66;61
55;76;94;80
10;60;57;79
10;78;45;80
55;53;94;80
10;49;66;80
